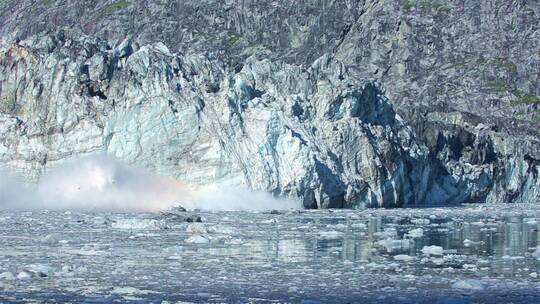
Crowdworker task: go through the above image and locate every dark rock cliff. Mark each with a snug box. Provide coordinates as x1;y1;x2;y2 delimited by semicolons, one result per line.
0;0;538;207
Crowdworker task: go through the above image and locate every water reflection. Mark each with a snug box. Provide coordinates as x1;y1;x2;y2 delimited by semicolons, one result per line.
190;212;540;278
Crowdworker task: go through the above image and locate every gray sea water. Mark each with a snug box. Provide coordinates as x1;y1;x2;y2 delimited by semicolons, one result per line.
1;204;539;303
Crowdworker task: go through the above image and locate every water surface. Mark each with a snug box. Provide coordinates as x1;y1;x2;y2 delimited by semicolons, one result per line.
1;204;539;303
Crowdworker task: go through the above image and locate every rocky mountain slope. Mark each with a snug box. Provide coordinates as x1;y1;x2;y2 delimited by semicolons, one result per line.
0;0;538;207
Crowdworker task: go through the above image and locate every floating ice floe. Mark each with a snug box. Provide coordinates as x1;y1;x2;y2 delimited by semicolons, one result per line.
531;248;540;259
186;223;208;234
112;218;162;230
462;263;477;270
0;272;14;280
22;264;55;277
128;233;160;240
111;286;157;295
421;245;444;256
15;265;52;280
377;238;410;252
471;221;485;226
502;255;524;260
524;218;538;225
39;234;59;244
318;230;343;239
16;271;34;279
463;239;481;247
451;279;485;290
207;224;236;234
225;238;244;245
162;245;183;255
393;255;415;262
185;234;210;244
411;218;430;225
374;228;397;239
406;228;423;238
59;265;88;276
326;223;347;231
351;223;367;229
64;249;107;256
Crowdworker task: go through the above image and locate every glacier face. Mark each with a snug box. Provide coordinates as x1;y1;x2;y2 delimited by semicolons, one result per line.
0;33;437;208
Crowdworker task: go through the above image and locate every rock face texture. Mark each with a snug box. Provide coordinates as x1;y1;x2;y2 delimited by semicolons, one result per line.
0;0;538;207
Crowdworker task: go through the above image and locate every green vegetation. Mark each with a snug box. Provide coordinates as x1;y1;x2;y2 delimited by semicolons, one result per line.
487;81;513;93
0;0;15;7
486;80;539;124
487;81;540;106
104;0;130;14
476;57;488;65
513;90;540;104
402;0;451;12
533;110;540;123
226;31;242;46
492;57;517;71
402;0;416;11
478;56;518;71
420;0;451;12
0;95;16;114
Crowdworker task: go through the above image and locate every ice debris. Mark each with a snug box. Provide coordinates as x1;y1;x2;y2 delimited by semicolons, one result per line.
111;287;157;295
0;272;14;280
422;246;444;256
186;223;208;234
463;239;482;247
112;218;162;230
406;228;424;238
185;234;210;244
531;248;540;259
393;255;415;262
377;239;410;253
318;231;343;239
451;279;485;291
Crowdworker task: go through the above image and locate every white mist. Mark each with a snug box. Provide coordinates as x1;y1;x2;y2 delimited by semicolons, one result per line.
0;155;301;212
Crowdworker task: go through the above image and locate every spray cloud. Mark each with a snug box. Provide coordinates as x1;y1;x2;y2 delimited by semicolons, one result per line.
0;155;301;212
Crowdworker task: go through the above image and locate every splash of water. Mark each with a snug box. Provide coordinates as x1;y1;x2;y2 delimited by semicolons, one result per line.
0;155;301;212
